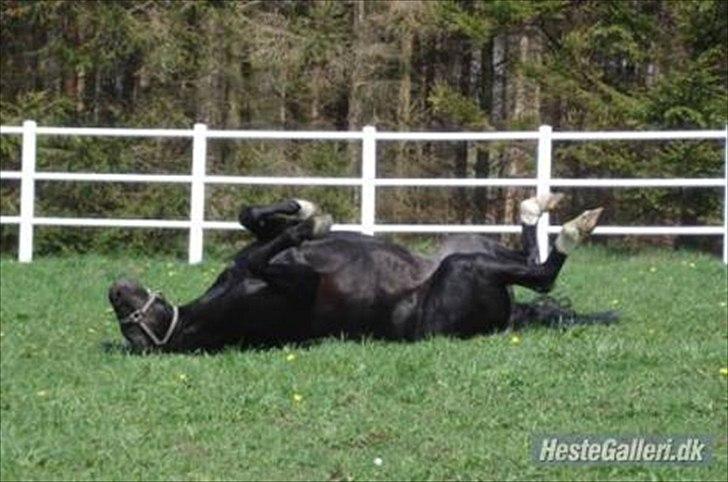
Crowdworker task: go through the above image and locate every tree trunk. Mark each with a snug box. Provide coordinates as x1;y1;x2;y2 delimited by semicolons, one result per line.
500;31;541;232
502;34;527;228
347;1;368;171
454;43;473;223
393;26;414;220
467;42;489;224
396;28;413;149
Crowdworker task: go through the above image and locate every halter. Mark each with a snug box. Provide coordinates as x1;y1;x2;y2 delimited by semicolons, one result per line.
120;289;180;347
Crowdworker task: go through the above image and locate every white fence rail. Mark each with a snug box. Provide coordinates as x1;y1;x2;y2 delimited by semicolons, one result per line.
1;121;726;264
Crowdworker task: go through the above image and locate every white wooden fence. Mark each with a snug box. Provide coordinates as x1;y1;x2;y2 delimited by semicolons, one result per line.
1;121;726;264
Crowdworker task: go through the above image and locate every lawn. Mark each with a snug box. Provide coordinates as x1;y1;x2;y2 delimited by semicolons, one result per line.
0;247;726;481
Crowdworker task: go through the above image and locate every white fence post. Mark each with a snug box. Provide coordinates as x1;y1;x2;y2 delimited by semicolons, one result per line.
536;124;553;262
361;125;377;235
723;124;727;264
18;120;37;263
189;123;207;264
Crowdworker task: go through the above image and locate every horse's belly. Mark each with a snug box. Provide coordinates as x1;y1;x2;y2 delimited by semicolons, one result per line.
311;271;386;337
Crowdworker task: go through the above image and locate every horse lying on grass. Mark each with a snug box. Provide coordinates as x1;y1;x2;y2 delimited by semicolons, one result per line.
108;195;615;352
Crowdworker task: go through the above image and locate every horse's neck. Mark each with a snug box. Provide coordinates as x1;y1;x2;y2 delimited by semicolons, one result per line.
170;279;256;350
167;304;216;350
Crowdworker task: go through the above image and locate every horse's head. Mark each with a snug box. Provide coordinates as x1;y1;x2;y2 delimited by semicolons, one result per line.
108;279;179;351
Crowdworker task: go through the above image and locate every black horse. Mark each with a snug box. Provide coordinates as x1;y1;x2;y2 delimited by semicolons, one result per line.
108;195;605;352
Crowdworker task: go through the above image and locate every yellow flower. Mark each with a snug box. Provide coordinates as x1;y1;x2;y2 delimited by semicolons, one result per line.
510;335;522;345
36;390;48;397
178;373;188;381
293;393;303;403
720;368;728;377
286;353;296;362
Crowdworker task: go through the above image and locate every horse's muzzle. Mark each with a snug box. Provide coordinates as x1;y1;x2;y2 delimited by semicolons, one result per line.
108;278;145;320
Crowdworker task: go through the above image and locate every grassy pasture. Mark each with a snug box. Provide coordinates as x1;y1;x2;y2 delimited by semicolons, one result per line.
0;247;726;481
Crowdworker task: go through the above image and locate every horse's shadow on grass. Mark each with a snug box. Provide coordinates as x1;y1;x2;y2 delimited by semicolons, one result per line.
100;294;619;356
100;341;137;355
99;337;355;356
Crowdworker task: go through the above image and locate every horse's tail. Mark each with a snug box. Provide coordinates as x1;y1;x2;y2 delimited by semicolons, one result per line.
510;294;619;330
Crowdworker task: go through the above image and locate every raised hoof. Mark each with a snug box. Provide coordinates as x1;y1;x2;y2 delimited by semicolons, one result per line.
520;192;564;225
311;214;333;238
538;192;565;211
565;207;603;236
556;207;603;254
300;213;332;239
292;199;320;220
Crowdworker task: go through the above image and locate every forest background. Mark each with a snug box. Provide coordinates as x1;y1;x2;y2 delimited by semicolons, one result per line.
1;0;726;256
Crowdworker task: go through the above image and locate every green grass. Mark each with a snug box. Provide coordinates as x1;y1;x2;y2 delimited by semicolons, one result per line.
1;247;726;481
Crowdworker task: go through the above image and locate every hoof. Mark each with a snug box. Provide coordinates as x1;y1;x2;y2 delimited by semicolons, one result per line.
556;207;603;254
520;192;564;225
565;207;603;236
292;199;320;220
310;214;333;238
299;213;332;239
537;192;565;211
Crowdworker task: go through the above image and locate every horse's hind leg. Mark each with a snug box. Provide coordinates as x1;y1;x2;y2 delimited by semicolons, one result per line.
239;199;320;241
519;192;564;265
455;192;563;265
497;207;603;292
415;254;514;338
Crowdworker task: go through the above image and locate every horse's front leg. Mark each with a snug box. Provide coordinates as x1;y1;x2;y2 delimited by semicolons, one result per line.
171;213;331;347
228;212;331;307
202;199;324;297
239;199;320;241
238;212;332;275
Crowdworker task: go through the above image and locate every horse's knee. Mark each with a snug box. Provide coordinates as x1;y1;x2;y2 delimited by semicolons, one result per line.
238;206;258;230
285;214;333;245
